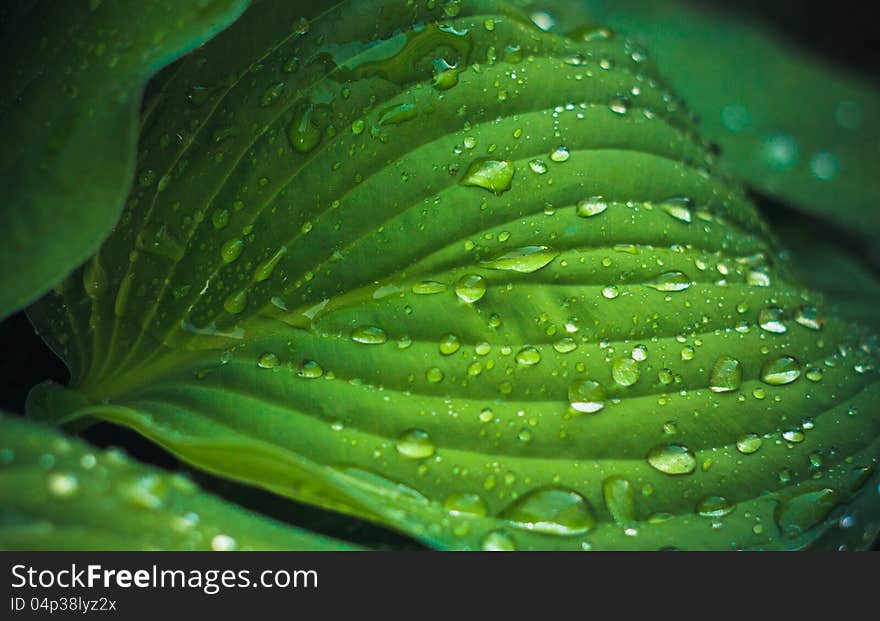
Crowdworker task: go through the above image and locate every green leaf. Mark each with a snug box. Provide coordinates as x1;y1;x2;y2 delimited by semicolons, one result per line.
0;412;358;550
564;0;880;249
0;0;251;319
28;0;880;550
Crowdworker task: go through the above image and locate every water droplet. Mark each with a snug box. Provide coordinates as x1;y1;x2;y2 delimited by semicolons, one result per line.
396;429;436;459
260;81;285;106
500;487;595;536
426;367;444;383
211;534;237;551
659;197;693;223
253;247;287;282
439;333;461;356
758;306;787;333
550;146;570;162
529;159;548;174
553;337;577;353
576;196;608;218
412;281;447;295
794;306;824;331
257;352;279;369
297;359;323;379
351;326;387;344
609;96;630;115
288;103;322;153
568;379;606;413
782;429;805;443
760;356;801;385
647;444;697;475
223;289;248;314
444;492;488;516
481;530;516;551
601;285;619;299
611;357;640;387
221;238;244;263
647;271;691;292
709;356;742;393
736;433;763;454
481;246;558;273
461;158;515;194
775;488;839;539
515;346;541;366
696;495;733;517
454;274;487;303
47;472;78;498
603;477;636;525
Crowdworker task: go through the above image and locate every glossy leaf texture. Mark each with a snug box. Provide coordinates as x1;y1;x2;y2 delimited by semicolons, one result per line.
28;0;880;550
557;0;880;253
0;0;251;319
0;413;357;550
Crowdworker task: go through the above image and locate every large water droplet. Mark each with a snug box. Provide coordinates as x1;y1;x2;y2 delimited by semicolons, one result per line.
481;246;558;273
647;444;697;475
760;356;801;385
794;306;824;331
709;356;742;393
736;433;763;454
481;530;516;551
758;306;787;333
775;488;839;539
576;196;608;218
603;477;636;525
461;158;515;194
351;326;388;344
500;487;595;536
696;495;733;517
611;357;640;387
515;346;541;366
444;492;488;517
396;429;436;459
454;274;487;303
647;271;691;292
568;379;606;413
659;197;693;223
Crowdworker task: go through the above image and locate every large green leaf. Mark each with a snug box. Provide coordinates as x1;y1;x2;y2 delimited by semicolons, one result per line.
28;0;880;550
558;0;880;251
0;0;251;319
0;413;357;550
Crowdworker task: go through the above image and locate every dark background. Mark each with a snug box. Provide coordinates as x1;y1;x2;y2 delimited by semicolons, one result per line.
1;0;878;549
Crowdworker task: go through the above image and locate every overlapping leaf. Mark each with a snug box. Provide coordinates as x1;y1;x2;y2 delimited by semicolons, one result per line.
0;413;357;550
0;0;251;319
28;0;880;550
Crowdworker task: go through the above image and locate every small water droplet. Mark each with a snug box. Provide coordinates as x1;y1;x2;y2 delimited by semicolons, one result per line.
454;274;487;303
461;158;515;194
568;379;606;413
481;246;558;273
696;495;733;517
647;271;691;292
758;306;787;333
736;433;763;454
351;326;387;344
611;357;640;387
603;477;636;525
576;196;608;218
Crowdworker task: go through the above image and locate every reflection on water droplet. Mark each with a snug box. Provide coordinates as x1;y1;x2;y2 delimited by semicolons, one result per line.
500;487;595;536
647;444;696;475
760;356;801;385
396;429;436;459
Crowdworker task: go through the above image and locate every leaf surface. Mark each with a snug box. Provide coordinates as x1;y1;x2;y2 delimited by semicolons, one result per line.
0;413;358;550
28;0;880;550
0;0;251;318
